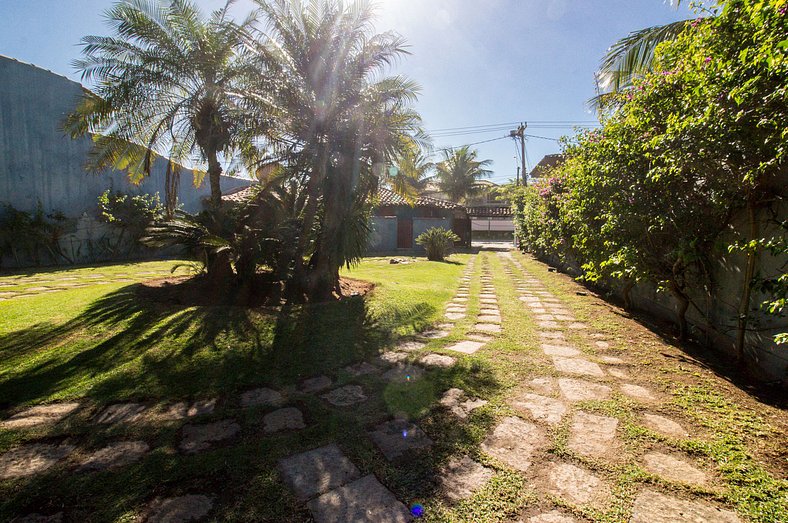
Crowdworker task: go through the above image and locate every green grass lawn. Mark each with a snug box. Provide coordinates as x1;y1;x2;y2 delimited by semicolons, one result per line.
0;253;785;522
0;254;510;521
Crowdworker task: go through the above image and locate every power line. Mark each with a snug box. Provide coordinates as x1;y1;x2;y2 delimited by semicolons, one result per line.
524;133;561;142
426;135;510;158
428;119;600;133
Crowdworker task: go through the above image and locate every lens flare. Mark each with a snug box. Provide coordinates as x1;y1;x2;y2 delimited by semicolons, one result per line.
410;503;425;517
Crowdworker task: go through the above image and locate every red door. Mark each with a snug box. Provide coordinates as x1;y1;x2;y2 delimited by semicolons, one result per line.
397;218;413;249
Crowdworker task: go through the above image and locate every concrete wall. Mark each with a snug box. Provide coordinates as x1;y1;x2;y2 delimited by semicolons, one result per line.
370;216;397;251
0;56;250;266
531;202;788;385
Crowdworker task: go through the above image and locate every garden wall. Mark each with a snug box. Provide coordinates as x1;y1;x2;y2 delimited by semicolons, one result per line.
0;55;250;267
536;203;787;386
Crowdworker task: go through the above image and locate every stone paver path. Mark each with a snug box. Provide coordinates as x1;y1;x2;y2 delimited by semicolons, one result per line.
369;419;433;461
439;455;494;502
545;462;611;508
481;416;545;471
631;489;741;523
0;443;74;479
146;495;214;523
78;441;149;472
263;407;306;433
179;419;240;453
440;388;488;419
1;403;80;429
278;444;360;500
321;385;368;406
94;403;147;424
307;474;411;523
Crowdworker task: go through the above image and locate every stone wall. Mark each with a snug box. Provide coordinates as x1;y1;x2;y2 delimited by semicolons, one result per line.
0;56;250;266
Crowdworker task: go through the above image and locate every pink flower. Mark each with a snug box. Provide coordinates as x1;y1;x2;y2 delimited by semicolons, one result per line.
779;5;787;15
704;56;712;63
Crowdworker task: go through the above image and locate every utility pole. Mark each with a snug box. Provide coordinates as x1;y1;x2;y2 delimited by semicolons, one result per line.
515;165;520;186
509;123;528;186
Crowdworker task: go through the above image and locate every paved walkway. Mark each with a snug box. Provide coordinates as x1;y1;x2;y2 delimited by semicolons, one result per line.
0;250;751;522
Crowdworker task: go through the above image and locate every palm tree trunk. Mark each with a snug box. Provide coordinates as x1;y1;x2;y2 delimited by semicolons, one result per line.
207;150;223;209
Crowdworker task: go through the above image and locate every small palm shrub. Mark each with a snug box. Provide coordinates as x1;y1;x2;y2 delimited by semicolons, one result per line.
416;227;461;262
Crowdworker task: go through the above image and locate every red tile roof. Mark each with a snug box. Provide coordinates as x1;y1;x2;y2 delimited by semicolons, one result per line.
223;185;463;209
376;187;462;209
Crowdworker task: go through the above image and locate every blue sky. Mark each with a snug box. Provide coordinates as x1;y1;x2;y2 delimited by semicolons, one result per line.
0;0;694;184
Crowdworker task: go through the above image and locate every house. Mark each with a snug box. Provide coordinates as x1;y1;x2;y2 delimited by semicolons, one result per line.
529;154;565;180
220;185;471;252
370;188;470;251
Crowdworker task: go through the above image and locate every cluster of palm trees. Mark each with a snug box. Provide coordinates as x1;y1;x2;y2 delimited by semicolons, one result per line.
62;0;404;299
65;0;495;301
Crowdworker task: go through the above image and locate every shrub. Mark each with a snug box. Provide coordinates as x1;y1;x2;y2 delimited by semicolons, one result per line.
98;190;165;255
416;227;460;261
0;204;73;267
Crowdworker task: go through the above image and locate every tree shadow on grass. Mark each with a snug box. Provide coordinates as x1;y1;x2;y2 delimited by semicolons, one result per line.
0;282;432;407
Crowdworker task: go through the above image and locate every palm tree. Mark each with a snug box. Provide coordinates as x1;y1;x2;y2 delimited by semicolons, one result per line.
591;0;692;110
250;0;424;301
387;142;434;203
435;146;493;203
66;0;260;209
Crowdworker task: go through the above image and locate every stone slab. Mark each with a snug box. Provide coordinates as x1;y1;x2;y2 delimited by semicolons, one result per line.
477;314;501;323
420;329;450;340
620;384;658;402
179;419;240;453
599;356;625;365
159;399;216;421
378;351;410;364
321;385;368;406
279;444;361;500
264;407;306;433
445;312;466;321
79;441;149;472
240;388;284;408
481;416;545;472
525;510;579;523
607;368;631;380
552;357;604;377
369;420;433;461
440;388;488;419
95;403;147;424
642;414;687;438
439;455;494;502
529;377;557;395
546;462;611;507
474;323;502;333
567;412;619;458
395;340;427;352
1;403;80;429
445;340;485;354
568;322;589;330
631;489;740;523
345;362;380;377
512;393;568;426
539;331;565;340
643;452;708;486
537;321;561;329
541;344;581;357
147;495;213;523
0;443;74;479
301;376;333;393
308;475;410;523
382;364;425;384
558;378;612;402
420;353;457;368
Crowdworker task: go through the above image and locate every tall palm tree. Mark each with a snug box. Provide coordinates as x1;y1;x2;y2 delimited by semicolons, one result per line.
387;142;434;203
250;0;424;300
66;0;260;209
435;146;493;203
591;0;693;110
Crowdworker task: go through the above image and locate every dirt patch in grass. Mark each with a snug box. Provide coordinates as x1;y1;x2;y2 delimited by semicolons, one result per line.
137;274;375;307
